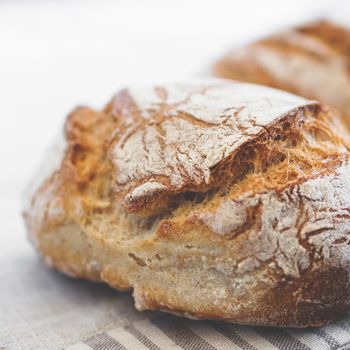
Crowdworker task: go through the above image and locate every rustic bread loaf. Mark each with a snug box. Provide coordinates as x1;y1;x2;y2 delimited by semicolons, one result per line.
213;21;350;126
24;79;350;327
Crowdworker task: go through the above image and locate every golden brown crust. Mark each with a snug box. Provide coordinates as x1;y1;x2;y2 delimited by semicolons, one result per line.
24;79;350;327
213;20;350;129
108;82;318;216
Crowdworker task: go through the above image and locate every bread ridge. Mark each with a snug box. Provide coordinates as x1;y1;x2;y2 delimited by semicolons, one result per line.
24;79;350;327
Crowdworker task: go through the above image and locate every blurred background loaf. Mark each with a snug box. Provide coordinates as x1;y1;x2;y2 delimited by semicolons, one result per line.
213;20;350;128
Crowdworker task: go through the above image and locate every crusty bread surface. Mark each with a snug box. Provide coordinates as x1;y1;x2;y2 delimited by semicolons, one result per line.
213;21;350;128
24;79;350;327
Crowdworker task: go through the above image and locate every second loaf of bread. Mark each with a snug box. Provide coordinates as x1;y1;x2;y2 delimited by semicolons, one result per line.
213;21;350;122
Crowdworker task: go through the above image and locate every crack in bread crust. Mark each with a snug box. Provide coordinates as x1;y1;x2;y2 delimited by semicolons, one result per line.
109;81;313;215
23;79;350;327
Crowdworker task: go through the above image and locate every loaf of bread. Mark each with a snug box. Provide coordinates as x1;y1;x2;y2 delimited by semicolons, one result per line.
24;79;350;327
213;21;350;123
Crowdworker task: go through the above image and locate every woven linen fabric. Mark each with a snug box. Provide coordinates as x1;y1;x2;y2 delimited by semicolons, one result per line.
67;316;350;350
0;253;153;350
67;315;350;350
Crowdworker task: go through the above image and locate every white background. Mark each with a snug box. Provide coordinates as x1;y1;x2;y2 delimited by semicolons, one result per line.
0;0;349;348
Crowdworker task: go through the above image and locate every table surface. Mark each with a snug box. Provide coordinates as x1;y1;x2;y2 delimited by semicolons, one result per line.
1;1;350;349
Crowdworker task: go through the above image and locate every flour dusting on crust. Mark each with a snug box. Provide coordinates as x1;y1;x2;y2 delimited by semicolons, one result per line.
127;80;307;124
200;161;350;278
109;80;310;210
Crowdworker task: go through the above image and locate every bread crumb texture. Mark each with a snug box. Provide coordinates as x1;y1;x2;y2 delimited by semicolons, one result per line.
24;79;350;327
